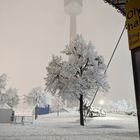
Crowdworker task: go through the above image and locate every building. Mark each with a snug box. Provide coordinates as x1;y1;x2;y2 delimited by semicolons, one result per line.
0;103;13;123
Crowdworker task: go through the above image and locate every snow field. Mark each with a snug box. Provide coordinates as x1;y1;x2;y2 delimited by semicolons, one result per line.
0;112;139;140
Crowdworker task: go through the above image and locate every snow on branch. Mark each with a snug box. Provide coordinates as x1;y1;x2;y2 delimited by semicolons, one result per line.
45;34;109;102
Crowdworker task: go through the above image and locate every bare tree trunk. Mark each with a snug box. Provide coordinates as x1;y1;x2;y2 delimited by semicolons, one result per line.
80;94;84;126
35;105;38;120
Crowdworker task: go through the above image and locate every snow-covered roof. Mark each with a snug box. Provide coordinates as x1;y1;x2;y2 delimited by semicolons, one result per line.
0;103;11;109
103;0;128;16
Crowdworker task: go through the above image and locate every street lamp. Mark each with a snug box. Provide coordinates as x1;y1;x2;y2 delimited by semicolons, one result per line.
99;100;104;105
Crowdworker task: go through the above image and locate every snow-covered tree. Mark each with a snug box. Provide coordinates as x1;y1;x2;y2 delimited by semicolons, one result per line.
0;74;19;108
25;87;47;107
0;74;7;92
5;88;19;108
105;99;136;113
45;35;109;125
0;74;7;104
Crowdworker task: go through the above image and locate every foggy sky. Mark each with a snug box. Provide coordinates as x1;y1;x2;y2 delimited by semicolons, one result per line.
0;0;135;103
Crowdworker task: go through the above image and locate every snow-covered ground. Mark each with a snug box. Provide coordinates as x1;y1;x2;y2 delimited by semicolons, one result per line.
0;111;139;140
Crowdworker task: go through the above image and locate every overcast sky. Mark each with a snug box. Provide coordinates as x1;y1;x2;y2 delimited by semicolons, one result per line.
0;0;136;104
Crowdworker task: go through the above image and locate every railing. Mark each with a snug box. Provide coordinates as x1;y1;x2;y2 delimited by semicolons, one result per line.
13;116;33;125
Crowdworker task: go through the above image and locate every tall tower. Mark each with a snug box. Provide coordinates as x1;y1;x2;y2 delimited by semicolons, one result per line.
64;0;83;42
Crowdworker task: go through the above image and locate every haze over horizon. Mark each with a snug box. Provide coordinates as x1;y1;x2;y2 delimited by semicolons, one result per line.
0;0;136;104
